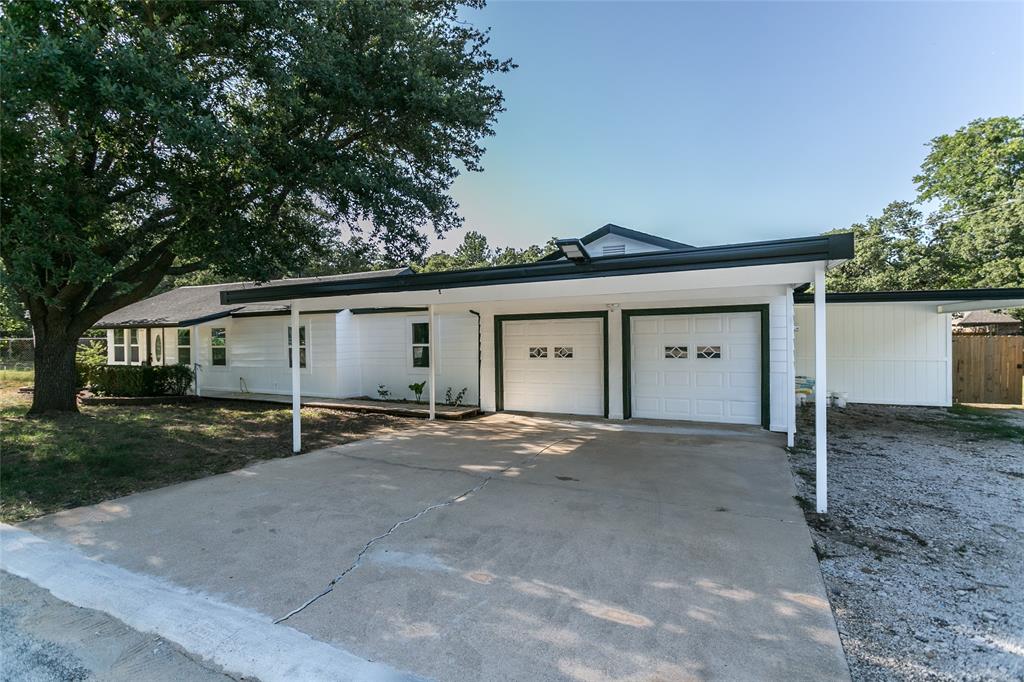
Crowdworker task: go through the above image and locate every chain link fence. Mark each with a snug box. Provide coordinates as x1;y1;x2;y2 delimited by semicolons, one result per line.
0;337;107;371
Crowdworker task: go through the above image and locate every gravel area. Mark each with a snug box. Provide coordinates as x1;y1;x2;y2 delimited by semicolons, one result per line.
789;404;1024;681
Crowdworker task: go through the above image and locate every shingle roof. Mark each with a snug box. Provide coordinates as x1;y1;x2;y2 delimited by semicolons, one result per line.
955;310;1021;326
94;268;411;328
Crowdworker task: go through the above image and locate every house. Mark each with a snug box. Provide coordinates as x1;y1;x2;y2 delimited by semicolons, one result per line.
952;309;1023;335
95;224;1024;513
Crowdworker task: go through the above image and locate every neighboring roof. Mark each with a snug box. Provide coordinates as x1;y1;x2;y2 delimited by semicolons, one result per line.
954;310;1021;326
222;233;855;305
94;268;411;328
793;288;1024;304
538;223;693;261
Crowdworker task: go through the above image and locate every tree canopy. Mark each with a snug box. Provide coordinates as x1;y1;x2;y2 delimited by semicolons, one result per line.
827;116;1023;296
0;0;511;411
415;231;556;272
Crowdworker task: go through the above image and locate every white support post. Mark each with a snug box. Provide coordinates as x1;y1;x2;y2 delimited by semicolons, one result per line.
428;304;436;420
291;302;301;453
191;324;201;397
814;267;827;513
786;286;796;448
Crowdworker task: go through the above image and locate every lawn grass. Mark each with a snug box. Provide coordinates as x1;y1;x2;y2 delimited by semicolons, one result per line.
0;368;34;389
947;404;1024;442
0;386;414;523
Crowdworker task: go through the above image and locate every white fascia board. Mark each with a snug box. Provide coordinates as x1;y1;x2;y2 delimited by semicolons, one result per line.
290;261;822;312
937;299;1024;314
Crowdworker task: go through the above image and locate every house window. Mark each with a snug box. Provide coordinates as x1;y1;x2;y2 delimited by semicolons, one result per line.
554;346;573;358
529;346;548;358
411;322;430;368
697;345;721;359
154;333;163;363
211;328;227;366
113;329;126;363
664;346;688;359
177;329;191;365
287;325;307;368
129;329;140;363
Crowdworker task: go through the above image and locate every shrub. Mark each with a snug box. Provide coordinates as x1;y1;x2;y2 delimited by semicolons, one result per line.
409;381;426;402
76;340;107;388
445;386;468;407
91;365;194;397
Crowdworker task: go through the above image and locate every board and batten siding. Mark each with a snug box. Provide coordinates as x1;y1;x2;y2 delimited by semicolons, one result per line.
795;302;952;406
195;313;339;397
352;312;479;404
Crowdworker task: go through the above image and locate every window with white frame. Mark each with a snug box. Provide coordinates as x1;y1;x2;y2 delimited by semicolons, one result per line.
129;329;140;363
411;322;430;368
177;329;191;365
211;327;227;366
113;329;126;363
287;324;307;368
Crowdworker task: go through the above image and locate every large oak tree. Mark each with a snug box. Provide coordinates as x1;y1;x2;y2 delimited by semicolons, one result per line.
1;0;511;413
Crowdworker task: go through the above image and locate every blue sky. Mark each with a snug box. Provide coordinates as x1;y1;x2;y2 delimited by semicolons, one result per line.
434;1;1023;252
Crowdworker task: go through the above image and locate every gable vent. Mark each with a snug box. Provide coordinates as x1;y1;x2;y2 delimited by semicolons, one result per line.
602;244;626;256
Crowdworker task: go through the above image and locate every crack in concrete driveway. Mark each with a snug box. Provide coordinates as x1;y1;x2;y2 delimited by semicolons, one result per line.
274;436;572;624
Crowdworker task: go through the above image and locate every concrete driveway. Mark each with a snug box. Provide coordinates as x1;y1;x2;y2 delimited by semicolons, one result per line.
9;414;848;681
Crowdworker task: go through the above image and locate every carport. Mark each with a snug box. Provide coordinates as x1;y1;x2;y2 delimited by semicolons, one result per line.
222;234;854;512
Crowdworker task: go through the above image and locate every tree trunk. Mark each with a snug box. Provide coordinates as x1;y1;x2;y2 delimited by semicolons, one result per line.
29;332;81;414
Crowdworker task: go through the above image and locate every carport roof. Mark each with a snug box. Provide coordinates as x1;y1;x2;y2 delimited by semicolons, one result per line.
792;288;1024;312
221;232;855;305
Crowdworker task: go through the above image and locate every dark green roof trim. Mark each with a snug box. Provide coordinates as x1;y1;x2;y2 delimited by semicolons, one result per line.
223;233;855;305
349;307;429;315
94;310;236;329
793;288;1024;304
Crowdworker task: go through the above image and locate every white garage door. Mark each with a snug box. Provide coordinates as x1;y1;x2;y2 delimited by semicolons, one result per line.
502;317;604;416
630;312;761;424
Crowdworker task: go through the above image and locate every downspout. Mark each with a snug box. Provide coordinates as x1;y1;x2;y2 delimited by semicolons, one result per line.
470;310;481;409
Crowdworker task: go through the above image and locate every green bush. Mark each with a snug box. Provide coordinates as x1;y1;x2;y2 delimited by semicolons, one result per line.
76;340;107;388
91;365;194;397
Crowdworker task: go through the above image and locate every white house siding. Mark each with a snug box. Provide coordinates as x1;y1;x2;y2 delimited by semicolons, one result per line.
586;233;669;257
474;286;792;432
352;312;479;404
335;310;362;398
195;314;339;397
795;302;952;406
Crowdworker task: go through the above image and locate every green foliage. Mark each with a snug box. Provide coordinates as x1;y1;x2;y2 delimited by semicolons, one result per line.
75;341;107;388
409;381;427;402
377;384;391;400
91;365;194;397
827;116;1023;301
417;232;556;272
1;0;512;409
445;386;468;407
0;276;28;336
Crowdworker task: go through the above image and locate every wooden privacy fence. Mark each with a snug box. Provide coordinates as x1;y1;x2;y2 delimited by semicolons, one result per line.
953;335;1024;405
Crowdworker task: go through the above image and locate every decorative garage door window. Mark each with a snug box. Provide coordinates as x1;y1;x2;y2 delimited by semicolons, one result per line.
529;346;548;358
664;345;688;359
697;345;722;359
554;346;573;358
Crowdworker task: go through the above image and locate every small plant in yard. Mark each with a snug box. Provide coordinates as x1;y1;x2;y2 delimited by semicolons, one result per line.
445;386;468;407
409;381;427;403
75;341;107;388
377;384;391;400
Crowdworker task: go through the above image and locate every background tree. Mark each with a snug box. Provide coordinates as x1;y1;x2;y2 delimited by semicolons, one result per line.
416;231;555;272
827;116;1023;302
1;0;511;413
